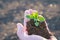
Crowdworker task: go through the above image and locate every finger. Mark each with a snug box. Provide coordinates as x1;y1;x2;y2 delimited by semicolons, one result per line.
24;9;33;27
24;9;37;27
17;23;25;39
44;21;52;33
17;23;27;33
17;23;24;31
29;9;33;14
24;10;30;27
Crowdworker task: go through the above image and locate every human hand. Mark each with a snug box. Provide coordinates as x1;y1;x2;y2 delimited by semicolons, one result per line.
17;9;57;40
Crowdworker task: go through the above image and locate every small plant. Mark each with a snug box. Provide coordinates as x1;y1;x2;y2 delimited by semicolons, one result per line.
26;11;45;26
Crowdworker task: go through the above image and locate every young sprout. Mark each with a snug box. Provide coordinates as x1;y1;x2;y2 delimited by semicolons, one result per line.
26;11;45;26
38;15;45;22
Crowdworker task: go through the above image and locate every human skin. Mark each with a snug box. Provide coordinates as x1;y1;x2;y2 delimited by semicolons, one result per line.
17;9;57;40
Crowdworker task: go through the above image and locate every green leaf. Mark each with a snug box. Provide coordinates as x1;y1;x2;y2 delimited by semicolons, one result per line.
35;22;39;26
30;15;34;19
26;15;34;19
32;12;38;19
38;15;45;22
34;19;37;22
26;15;31;19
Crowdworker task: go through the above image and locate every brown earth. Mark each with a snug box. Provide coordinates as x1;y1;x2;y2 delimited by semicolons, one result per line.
27;19;52;39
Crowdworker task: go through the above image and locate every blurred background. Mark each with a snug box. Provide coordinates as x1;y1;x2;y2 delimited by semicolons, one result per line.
0;0;60;40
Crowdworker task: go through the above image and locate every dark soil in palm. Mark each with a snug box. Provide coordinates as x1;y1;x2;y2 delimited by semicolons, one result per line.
26;19;52;39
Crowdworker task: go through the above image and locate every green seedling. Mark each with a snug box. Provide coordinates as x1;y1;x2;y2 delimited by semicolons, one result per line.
26;11;45;26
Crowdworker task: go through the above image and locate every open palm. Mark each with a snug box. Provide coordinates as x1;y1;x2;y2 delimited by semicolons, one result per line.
17;9;57;40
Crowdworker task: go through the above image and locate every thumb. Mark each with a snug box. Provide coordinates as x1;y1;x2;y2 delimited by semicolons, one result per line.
17;23;23;31
17;23;25;39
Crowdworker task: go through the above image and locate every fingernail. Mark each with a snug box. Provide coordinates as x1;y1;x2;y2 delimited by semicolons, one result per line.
17;23;23;27
25;10;30;14
29;9;33;14
17;23;20;26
